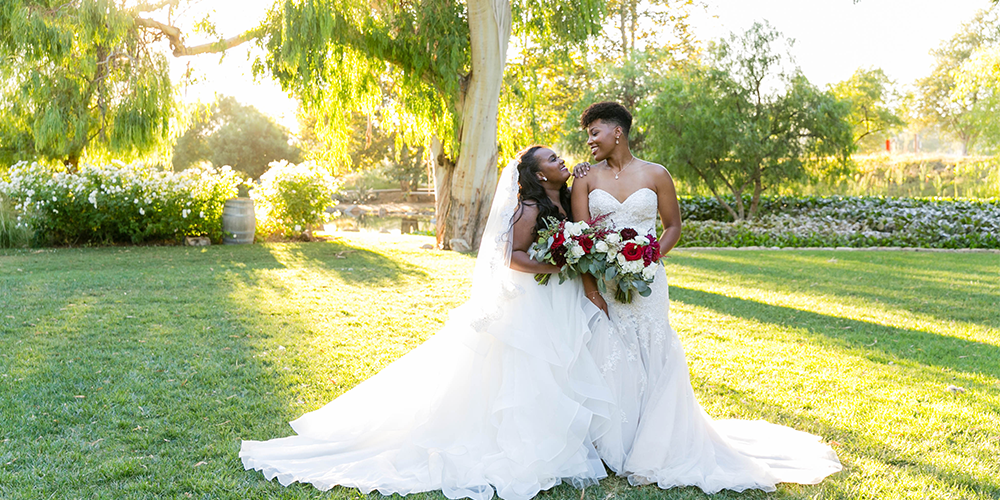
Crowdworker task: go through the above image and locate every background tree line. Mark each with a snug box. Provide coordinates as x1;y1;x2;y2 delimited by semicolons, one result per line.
1;1;997;238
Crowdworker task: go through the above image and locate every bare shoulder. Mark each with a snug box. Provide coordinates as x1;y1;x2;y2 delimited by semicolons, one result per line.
519;201;540;215
513;201;540;226
639;159;672;180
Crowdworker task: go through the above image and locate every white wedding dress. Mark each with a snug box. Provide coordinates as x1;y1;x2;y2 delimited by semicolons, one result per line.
240;163;617;500
585;187;842;493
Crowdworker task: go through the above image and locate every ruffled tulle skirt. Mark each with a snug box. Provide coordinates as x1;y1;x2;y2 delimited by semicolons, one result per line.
240;271;616;500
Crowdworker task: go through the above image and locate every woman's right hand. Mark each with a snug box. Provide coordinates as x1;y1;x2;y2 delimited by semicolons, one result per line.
586;291;609;318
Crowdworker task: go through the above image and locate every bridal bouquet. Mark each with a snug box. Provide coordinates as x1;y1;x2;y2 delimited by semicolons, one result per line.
528;214;613;285
596;227;663;303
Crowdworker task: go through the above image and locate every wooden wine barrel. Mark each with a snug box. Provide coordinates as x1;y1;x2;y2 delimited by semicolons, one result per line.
222;198;255;244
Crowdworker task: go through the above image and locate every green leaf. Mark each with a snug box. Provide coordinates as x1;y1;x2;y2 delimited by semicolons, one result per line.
605;267;618;280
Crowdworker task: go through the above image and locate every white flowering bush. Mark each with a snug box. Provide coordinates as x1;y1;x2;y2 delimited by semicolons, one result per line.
677;195;1000;249
251;160;337;238
0;161;243;245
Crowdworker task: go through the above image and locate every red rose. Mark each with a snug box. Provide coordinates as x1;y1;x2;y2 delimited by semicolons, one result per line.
551;231;566;249
575;235;594;253
620;228;638;241
622;242;643;261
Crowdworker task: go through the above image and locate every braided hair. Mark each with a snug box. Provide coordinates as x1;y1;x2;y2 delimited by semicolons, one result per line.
515;146;573;235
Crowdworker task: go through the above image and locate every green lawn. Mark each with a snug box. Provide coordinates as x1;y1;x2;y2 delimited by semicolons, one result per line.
1;234;997;499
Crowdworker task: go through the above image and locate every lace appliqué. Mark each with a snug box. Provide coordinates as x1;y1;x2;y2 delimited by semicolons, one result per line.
589;187;677;400
469;280;524;331
599;340;622;376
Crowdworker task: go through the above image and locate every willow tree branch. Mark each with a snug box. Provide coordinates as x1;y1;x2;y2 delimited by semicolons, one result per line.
134;17;256;57
131;0;179;14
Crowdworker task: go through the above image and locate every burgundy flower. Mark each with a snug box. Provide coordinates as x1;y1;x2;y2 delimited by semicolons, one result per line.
622;242;643;261
553;248;567;267
646;234;662;261
575;235;594;253
620;228;638;241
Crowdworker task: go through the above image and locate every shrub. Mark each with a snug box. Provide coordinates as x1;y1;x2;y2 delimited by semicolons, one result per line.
251;160;337;238
676;195;1000;249
0;161;243;245
0;196;32;248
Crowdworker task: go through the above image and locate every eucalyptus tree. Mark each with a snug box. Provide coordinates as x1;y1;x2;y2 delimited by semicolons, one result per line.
645;23;854;221
258;0;604;251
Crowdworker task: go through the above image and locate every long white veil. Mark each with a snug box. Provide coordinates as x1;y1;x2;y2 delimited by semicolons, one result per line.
463;158;521;329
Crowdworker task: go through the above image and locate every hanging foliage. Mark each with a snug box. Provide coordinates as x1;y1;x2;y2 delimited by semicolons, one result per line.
0;0;178;169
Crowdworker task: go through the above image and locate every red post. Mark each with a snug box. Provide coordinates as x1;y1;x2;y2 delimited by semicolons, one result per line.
886;139;891;152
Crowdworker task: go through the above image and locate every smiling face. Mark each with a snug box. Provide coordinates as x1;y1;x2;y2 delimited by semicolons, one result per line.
533;147;570;185
585;119;622;161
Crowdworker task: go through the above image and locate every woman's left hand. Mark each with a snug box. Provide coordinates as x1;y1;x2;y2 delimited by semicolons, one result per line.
572;162;591;178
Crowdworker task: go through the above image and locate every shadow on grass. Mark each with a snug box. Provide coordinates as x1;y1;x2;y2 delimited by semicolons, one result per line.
671;251;999;329
262;240;428;286
0;243;424;499
670;286;999;380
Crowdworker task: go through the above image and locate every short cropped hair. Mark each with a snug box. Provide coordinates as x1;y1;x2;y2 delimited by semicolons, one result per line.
580;102;632;138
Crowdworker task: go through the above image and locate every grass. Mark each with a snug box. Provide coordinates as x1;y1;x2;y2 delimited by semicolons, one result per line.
0;234;997;499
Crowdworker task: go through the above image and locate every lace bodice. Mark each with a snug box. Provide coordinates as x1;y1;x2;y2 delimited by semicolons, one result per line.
588;188;657;234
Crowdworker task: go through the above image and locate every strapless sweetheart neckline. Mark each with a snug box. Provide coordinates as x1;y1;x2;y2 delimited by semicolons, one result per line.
589;187;654;205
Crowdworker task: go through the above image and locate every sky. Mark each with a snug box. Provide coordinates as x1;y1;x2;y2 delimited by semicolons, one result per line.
690;0;992;87
168;0;995;132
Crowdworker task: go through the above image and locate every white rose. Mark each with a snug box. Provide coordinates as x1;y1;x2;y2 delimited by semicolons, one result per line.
606;233;621;245
642;265;656;280
594;240;609;253
627;260;644;274
632;235;647;245
617;253;627;266
567;240;585;258
606;249;618;262
565;222;583;237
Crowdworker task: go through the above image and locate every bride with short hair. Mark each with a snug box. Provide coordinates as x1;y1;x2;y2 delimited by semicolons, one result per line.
572;101;842;493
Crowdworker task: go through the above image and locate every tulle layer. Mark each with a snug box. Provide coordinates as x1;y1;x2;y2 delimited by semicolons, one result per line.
241;272;616;500
590;265;842;494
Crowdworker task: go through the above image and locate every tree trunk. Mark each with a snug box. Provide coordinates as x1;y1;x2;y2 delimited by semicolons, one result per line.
431;137;455;248
749;175;763;219
65;153;81;174
434;0;512;252
734;186;745;221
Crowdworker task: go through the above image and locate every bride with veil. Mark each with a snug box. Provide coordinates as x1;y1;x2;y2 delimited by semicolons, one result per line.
241;147;618;500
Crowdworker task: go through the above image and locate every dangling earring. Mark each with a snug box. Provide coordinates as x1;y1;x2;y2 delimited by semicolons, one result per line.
615;136;620;145
540;175;548;181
